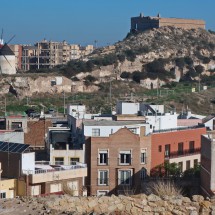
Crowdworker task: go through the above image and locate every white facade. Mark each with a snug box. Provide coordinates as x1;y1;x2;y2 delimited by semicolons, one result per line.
204;117;215;131
67;104;86;119
22;152;35;174
116;102;140;115
146;113;178;131
84;122;150;137
0;55;16;74
169;154;200;172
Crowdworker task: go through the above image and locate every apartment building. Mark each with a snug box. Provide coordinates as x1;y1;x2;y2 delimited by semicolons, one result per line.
46;127;85;166
84;120;151;196
151;126;206;176
22;40;94;71
0;141;87;196
201;133;215;197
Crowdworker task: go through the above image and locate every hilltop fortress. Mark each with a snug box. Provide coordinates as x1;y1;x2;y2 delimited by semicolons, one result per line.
131;13;205;32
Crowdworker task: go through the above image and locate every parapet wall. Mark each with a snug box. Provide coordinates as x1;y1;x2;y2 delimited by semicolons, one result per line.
159;17;205;29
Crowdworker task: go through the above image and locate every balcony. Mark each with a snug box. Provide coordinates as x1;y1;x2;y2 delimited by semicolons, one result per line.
23;161;87;184
165;147;201;159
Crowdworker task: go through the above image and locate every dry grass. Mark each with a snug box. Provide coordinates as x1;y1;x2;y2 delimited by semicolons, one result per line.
146;180;183;197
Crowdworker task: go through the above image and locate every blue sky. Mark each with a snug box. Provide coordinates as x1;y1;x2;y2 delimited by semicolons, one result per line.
1;0;215;46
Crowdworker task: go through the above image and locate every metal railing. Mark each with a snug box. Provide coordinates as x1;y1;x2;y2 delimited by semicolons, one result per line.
165;147;201;159
24;161;87;175
153;124;205;134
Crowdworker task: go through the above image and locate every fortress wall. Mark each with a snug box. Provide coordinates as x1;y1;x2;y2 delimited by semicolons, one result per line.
159;18;205;29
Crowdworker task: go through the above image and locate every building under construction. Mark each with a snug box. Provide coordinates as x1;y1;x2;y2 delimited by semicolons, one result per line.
22;39;93;71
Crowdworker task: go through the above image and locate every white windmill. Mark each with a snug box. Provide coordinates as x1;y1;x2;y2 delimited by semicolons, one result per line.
0;30;16;75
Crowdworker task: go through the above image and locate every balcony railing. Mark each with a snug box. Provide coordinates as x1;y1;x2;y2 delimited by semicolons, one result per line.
153;124;205;134
97;178;109;186
165;147;201;159
25;161;87;175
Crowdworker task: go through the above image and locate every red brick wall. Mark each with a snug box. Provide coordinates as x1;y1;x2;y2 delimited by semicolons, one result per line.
85;128;151;196
24;119;52;147
151;128;206;172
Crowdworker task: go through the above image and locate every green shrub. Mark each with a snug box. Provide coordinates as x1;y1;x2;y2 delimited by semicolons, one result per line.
117;54;126;62
120;71;131;79
175;58;185;68
195;65;204;74
184;57;193;66
124;49;136;62
202;57;211;64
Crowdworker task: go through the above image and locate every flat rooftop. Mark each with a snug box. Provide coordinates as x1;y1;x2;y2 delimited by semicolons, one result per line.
83;120;146;126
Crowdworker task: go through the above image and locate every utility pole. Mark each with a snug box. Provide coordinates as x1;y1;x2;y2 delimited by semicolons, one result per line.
37;42;40;69
198;75;201;92
4;97;6;116
63;91;66;117
109;79;112;113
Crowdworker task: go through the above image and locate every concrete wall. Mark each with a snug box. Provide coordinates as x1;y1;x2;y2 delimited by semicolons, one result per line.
201;134;215;197
0;55;16;75
146;113;178;131
84;124;150;137
29;168;87;184
0;131;24;144
116;102;139;115
22;153;35;174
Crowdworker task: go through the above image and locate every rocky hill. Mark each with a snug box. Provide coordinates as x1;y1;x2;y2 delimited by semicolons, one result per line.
0;194;214;215
65;27;215;89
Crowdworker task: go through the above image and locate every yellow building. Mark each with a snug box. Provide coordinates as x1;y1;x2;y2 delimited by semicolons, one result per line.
0;163;16;199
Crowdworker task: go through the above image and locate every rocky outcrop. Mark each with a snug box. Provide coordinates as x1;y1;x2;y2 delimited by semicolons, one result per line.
0;194;215;215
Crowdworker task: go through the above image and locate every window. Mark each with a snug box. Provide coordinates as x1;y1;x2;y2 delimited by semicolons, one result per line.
98;170;108;185
11;122;22;130
194;159;198;167
178;142;184;155
129;128;137;134
0;192;6;199
92;128;100;137
189;141;195;153
141;149;147;164
140;168;147;180
159;145;162;152
186;160;190;170
165;144;170;157
55;157;64;165
98;150;108;165
70;157;79;165
119;151;131;165
118;170;132;185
